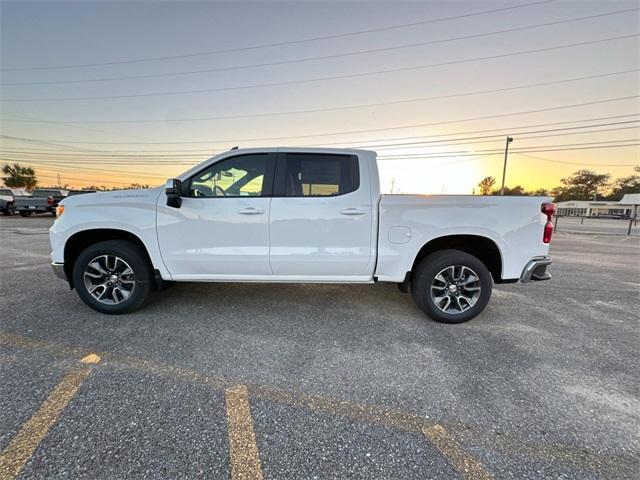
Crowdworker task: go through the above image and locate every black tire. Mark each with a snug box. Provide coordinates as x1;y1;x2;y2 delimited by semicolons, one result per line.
19;211;32;217
411;249;492;324
72;240;152;314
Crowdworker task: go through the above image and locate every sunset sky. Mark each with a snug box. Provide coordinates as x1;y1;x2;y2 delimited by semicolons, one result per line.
1;0;638;193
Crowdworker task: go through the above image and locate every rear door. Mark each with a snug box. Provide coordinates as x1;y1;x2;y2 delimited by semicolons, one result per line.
269;152;374;277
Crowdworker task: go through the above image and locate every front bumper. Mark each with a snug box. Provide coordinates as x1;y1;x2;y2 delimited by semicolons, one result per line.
52;262;67;280
520;256;552;283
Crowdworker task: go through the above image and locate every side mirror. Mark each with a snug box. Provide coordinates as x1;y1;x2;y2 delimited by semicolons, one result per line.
165;178;182;208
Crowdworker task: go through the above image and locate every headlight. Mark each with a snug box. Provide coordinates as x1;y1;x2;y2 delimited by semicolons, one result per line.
55;205;65;217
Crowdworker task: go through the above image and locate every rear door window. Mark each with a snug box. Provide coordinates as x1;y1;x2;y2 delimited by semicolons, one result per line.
278;153;359;197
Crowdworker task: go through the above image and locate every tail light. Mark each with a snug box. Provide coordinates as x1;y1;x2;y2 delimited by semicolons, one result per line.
47;196;54;205
541;202;556;244
543;221;553;243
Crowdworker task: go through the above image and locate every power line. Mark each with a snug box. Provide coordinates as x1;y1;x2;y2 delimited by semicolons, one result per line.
1;159;174;179
3;123;638;161
3;8;634;87
35;172;160;186
318;114;640;148
373;125;640;151
3;69;636;124
377;143;640;160
8;146;636;187
378;138;640;158
378;153;499;169
11;143;636;189
2;96;636;145
0;0;554;72
3;34;637;103
515;152;639;167
358;122;640;150
4;140;638;166
0;151;210;158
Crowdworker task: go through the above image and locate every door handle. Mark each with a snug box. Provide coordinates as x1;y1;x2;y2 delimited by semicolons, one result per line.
340;208;367;216
238;207;264;215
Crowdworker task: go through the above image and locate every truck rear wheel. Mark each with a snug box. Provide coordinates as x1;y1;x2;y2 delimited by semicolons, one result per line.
411;249;492;324
72;240;152;314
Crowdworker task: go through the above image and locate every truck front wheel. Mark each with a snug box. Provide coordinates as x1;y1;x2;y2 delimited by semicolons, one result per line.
72;240;152;314
411;249;492;324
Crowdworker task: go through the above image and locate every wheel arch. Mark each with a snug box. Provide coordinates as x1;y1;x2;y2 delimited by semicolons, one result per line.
411;234;504;283
64;228;154;288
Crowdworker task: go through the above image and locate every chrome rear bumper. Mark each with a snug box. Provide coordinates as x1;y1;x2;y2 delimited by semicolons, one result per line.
520;257;552;283
52;262;67;280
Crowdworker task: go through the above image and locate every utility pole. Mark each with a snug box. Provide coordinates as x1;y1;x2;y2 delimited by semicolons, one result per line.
390;177;395;194
57;173;61;186
500;136;514;196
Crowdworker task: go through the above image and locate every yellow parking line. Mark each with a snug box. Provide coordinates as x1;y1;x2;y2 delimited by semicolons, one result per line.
225;385;263;480
80;353;101;364
422;424;493;480
4;332;631;475
0;364;94;480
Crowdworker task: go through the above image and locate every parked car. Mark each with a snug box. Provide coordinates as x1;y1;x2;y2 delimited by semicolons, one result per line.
0;188;28;216
15;189;68;216
50;148;554;322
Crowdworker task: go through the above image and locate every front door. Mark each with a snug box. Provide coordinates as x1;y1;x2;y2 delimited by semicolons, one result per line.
269;152;373;277
157;153;275;279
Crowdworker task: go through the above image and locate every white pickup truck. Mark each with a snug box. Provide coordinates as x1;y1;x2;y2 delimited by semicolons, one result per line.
50;148;554;323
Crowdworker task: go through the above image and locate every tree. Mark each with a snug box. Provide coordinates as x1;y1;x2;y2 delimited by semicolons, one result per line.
491;185;528;196
504;185;527;196
551;170;610;202
606;169;640;200
119;183;151;190
531;188;550;196
2;163;38;190
478;176;496;195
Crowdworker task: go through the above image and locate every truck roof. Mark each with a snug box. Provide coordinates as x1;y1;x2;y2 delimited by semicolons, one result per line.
218;147;376;155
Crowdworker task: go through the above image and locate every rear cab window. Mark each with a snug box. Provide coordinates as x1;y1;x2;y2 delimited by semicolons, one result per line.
32;190;61;198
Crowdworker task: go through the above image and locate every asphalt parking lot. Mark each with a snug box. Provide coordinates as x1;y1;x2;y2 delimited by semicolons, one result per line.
1;216;638;479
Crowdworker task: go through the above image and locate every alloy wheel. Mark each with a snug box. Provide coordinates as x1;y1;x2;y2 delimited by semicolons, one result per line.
429;265;481;315
83;255;135;305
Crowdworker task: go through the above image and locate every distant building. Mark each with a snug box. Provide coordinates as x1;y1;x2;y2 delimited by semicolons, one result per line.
556;194;640;218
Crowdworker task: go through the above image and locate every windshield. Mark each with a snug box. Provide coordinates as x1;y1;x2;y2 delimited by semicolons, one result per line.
0;189;12;195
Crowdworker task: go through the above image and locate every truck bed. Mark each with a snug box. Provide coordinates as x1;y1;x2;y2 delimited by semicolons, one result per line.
375;194;551;282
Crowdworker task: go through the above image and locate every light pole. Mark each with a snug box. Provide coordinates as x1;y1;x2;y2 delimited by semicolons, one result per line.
500;136;514;196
